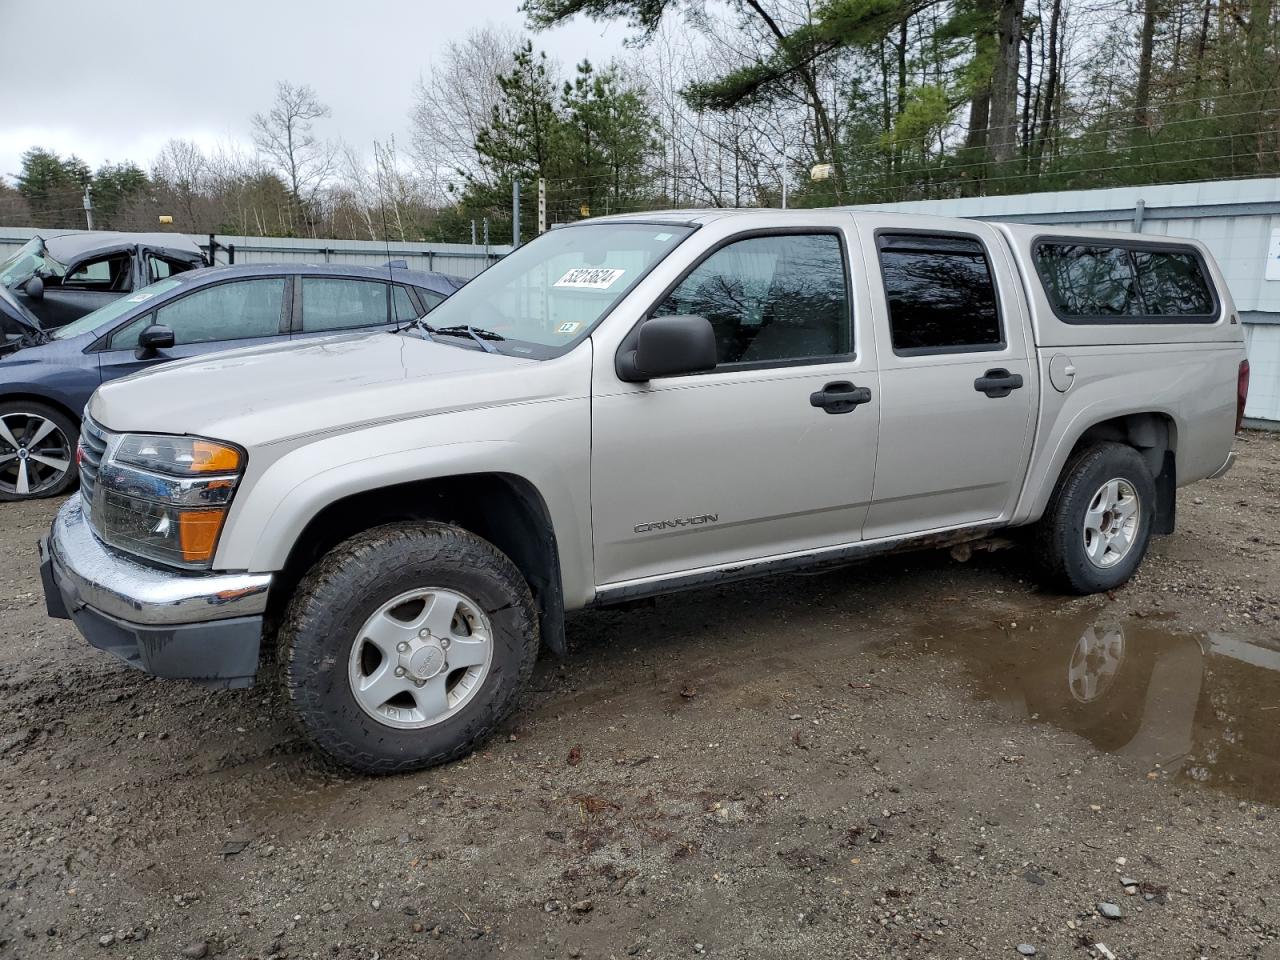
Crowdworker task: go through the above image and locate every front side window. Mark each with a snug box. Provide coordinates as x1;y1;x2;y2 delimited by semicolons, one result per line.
420;222;694;358
655;233;851;365
1034;242;1216;321
879;234;1002;353
111;278;286;348
302;278;389;332
64;254;132;292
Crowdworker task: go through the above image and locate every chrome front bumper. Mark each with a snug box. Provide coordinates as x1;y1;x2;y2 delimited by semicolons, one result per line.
46;495;271;625
41;495;273;687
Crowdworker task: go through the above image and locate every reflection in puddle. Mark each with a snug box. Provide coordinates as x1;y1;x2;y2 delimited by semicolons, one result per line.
895;612;1280;806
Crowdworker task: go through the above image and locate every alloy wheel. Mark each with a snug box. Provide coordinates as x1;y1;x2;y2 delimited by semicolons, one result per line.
0;412;72;498
347;587;494;729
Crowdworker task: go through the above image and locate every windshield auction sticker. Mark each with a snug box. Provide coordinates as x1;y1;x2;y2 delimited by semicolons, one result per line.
554;267;626;290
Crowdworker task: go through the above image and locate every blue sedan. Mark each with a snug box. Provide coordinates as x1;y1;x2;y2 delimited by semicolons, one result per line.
0;263;464;501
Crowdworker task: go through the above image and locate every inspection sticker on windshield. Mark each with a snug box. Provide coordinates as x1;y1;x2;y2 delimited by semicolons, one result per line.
126;292;156;303
556;321;582;335
555;267;626;290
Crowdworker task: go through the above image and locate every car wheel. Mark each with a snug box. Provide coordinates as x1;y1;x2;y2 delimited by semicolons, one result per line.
0;401;78;502
280;522;540;773
1036;442;1156;594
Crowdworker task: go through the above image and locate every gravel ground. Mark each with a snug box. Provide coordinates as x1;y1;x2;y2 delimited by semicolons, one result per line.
2;432;1279;960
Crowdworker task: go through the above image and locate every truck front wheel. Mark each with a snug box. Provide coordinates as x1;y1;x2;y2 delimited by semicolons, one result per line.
1036;442;1156;594
279;523;539;773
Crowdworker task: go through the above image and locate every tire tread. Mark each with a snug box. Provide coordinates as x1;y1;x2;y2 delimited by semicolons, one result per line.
279;522;538;774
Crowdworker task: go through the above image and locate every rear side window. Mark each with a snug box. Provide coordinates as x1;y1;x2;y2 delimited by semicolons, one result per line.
1034;242;1215;322
301;278;389;332
393;284;421;322
878;233;1002;354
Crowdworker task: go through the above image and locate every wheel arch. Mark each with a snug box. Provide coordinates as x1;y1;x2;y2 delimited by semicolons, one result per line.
264;472;568;657
1030;410;1179;535
0;390;83;429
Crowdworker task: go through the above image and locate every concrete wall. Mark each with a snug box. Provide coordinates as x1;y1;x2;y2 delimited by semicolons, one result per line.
0;227;512;280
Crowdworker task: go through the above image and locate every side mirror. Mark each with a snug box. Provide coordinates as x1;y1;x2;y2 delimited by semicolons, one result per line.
135;323;175;359
617;315;717;382
22;276;43;301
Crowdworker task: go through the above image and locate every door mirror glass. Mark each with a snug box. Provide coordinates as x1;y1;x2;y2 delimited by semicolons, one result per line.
617;315;717;382
135;323;175;358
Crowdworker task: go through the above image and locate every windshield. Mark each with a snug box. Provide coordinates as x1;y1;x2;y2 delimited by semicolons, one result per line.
51;276;183;340
422;222;695;358
0;237;66;289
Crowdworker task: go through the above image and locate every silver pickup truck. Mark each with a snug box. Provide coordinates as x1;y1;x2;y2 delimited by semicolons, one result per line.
39;209;1248;772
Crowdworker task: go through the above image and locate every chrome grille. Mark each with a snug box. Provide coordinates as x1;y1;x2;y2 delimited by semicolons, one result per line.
77;415;110;521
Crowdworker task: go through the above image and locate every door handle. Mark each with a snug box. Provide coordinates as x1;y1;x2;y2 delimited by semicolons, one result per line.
974;368;1024;398
809;381;873;414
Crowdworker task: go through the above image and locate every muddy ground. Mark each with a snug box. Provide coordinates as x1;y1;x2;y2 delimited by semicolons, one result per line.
3;434;1280;960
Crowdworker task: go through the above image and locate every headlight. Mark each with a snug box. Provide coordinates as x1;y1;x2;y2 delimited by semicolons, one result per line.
94;433;245;569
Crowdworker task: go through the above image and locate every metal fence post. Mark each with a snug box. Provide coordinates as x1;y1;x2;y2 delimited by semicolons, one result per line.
513;181;522;248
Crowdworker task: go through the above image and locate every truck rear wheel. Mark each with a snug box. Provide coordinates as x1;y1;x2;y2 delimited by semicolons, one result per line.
279;522;539;773
1036;442;1156;594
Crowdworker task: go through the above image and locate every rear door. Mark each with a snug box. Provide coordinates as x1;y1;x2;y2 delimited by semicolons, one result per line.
857;218;1036;540
96;276;292;380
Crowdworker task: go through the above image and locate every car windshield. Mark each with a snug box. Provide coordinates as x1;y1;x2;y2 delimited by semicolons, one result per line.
420;222;695;358
51;276;183;340
0;237;66;289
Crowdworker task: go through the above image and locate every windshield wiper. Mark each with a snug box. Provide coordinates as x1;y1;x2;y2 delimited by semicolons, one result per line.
401;316;435;341
431;324;505;354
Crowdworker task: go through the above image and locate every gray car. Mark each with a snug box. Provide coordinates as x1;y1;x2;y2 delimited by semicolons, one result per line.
0;262;464;501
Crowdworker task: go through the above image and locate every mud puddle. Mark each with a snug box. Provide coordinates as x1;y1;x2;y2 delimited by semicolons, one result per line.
882;607;1280;806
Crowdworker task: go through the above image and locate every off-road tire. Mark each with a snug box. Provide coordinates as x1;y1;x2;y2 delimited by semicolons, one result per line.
280;522;539;773
1036;442;1156;594
0;400;79;501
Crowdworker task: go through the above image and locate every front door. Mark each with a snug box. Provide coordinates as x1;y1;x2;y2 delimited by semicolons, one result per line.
37;252;134;328
591;228;880;587
858;222;1036;540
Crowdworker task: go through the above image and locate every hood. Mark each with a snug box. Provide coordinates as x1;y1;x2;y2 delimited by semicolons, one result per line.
0;330;88;363
89;331;545;448
0;283;46;338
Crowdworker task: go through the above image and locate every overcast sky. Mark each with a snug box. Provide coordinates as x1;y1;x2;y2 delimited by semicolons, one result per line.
0;0;628;183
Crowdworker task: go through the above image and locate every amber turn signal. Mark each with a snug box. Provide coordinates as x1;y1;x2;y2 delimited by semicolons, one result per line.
177;509;228;563
191;441;242;473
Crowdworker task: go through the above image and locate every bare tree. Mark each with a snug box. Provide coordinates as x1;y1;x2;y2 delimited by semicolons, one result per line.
151;138;206;228
409;24;524;202
252;81;337;230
